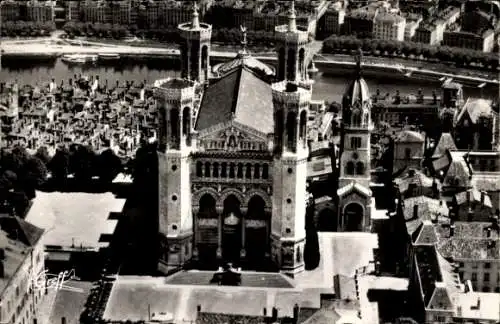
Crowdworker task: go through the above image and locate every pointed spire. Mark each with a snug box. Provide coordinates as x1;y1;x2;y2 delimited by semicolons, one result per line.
288;0;297;32
355;46;363;77
191;0;200;29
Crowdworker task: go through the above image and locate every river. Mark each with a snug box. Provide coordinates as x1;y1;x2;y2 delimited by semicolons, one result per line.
0;56;497;103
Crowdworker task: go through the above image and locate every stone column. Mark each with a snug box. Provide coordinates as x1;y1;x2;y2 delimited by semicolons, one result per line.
216;207;223;259
192;209;199;260
240;209;246;259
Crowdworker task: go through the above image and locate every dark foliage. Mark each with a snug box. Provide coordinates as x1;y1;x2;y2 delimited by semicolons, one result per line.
96;149;123;183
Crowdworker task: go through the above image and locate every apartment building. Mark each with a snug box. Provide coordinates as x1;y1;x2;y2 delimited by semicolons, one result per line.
443;29;495;52
0;216;45;324
319;1;345;36
413;22;439;44
0;0;21;21
344;5;378;38
65;1;80;22
403;13;422;41
437;221;500;293
373;11;406;41
26;0;55;23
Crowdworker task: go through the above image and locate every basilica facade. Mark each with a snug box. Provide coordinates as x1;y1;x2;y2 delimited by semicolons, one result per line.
156;1;374;276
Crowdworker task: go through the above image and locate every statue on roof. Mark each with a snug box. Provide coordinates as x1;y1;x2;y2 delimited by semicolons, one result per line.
354;47;363;74
240;25;248;54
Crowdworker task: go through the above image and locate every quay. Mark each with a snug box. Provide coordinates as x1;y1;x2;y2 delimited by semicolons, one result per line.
2;39;498;87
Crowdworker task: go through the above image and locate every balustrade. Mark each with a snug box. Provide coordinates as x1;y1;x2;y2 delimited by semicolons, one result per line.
194;161;270;180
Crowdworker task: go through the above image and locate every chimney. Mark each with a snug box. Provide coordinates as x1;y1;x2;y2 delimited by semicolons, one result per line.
450;224;455;237
263;308;267;316
487;228;491;238
197;305;201;313
467;190;471;204
0;261;4;278
467;207;474;222
0;248;5;260
61;318;66;324
481;191;485;205
34;319;38;324
408;169;416;177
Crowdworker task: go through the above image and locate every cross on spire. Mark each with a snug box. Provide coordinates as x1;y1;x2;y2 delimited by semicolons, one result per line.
191;0;200;29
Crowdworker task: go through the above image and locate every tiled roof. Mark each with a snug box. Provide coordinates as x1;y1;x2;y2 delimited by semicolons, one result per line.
433;133;457;158
443;153;472;188
436;222;500;260
432;154;451;174
403;196;449;222
414;246;442;306
456;98;494;124
454;188;492;209
195;66;274;134
412;220;439;246
394;130;425;143
0;215;44;247
427;282;453;310
395;169;437;194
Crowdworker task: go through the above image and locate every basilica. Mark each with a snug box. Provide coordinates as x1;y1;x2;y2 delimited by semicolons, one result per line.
156;1;374;276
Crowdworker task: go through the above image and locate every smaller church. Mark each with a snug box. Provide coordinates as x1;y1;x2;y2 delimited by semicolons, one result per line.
155;0;378;275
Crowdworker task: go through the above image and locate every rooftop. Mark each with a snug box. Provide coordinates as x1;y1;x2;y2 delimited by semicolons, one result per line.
25;191;124;249
456;97;494;125
454;292;500;321
403;196;449;235
0;216;44;296
155;78;195;90
433;133;457;158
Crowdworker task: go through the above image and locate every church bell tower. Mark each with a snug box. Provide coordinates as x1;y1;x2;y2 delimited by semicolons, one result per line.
270;1;312;275
178;1;212;83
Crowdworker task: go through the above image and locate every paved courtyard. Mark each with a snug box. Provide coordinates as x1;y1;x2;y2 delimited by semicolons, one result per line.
43;281;93;324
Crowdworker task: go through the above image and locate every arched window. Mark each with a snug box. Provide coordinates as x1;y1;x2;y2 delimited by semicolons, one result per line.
262;164;269;179
299;110;307;140
346;161;355;175
237;163;244;178
275;109;284;149
182;107;190;135
213;162;219;178
286;111;297;151
356;162;365;175
254;164;261;179
351;109;361;127
196;161;203;177
199;194;216;218
204;162;211;178
287;48;296;80
245;163;252;179
278;48;286;80
221;162;227;178
190;42;199;80
298;48;305;78
229;163;236;178
201;45;208;69
170;108;179;143
181;42;188;79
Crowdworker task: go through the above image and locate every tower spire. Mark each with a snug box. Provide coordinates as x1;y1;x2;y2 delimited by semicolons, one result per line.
288;0;297;32
191;0;200;29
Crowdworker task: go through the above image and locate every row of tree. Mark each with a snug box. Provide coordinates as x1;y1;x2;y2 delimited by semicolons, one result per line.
0;144;124;216
323;35;499;71
1;21;56;37
63;22;129;39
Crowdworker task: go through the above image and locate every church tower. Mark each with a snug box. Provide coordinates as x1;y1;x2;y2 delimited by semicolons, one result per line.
275;0;311;83
270;1;311;275
337;49;373;232
156;78;197;274
177;1;212;83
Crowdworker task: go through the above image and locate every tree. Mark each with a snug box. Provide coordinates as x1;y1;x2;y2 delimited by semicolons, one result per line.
9;191;30;217
21;156;48;199
49;146;71;184
70;144;96;182
35;146;51;165
97;149;123;183
304;195;320;270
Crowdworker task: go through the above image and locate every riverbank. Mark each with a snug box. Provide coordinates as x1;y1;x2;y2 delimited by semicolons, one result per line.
1;39;498;87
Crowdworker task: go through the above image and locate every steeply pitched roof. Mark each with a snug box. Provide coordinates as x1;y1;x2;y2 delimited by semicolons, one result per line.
433;133;457;158
404;196;449;235
443;153;472;188
0;215;44;247
195;66;273;134
395;169;437;194
412;220;439;246
456;98;494;125
454;188;492;209
427;282;453;310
